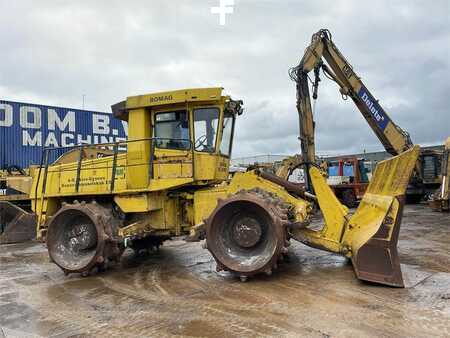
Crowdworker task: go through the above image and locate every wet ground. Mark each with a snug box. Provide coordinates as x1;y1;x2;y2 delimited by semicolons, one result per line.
0;204;449;337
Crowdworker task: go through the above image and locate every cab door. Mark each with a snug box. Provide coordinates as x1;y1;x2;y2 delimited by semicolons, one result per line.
192;106;221;181
126;108;151;190
152;109;193;180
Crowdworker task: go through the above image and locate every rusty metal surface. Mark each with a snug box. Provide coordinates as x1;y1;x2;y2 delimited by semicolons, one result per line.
206;189;289;279
46;201;123;275
0;205;449;337
0;201;36;244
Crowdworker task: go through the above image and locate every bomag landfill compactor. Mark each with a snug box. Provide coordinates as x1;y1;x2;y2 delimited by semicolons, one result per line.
29;86;420;287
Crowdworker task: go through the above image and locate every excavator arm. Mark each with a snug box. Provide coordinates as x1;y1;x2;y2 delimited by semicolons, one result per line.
282;30;422;287
290;29;413;190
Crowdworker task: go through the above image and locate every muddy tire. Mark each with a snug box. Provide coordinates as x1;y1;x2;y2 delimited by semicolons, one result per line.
46;201;123;275
206;188;291;279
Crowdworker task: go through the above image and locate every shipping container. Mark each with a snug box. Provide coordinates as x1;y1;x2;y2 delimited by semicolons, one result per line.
0;100;128;169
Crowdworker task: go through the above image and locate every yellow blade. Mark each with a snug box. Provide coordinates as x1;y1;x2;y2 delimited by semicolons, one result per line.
343;145;420;287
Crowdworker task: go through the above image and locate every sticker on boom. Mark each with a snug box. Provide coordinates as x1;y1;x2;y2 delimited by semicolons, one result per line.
358;86;390;131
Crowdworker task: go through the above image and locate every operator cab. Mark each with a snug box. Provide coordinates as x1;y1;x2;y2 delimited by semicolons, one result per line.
152;105;236;155
112;88;243;187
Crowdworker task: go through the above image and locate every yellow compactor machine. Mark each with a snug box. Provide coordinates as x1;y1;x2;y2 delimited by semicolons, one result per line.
29;85;420;287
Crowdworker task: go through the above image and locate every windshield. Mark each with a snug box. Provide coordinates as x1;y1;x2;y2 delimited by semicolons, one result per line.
194;108;219;152
154;110;190;150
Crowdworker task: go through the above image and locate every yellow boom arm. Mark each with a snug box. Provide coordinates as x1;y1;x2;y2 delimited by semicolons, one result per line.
290;29;413;189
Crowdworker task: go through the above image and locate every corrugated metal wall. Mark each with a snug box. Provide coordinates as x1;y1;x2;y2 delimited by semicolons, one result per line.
0;100;128;169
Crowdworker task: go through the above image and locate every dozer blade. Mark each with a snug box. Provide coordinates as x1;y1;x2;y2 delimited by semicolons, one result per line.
343;146;420;287
0;201;37;244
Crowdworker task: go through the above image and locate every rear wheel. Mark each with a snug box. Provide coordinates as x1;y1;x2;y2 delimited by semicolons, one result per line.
206;189;291;279
46;201;123;275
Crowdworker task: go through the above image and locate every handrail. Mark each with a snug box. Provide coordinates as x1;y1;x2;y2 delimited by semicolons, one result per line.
34;137;194;205
110;142;119;192
75;146;83;193
34;149;49;233
41;137;192;152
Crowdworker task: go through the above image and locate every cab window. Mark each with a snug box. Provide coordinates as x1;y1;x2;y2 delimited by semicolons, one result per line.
219;111;234;157
154;111;190;150
194;108;219;153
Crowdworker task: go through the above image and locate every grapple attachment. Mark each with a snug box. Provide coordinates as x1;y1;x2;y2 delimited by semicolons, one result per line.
0;201;36;244
342;146;420;287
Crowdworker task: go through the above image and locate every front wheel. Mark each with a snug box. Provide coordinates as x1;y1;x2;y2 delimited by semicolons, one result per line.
206;189;290;279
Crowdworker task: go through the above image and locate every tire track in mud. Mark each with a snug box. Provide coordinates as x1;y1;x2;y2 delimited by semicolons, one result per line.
253;267;450;338
133;265;169;297
24;287;172;337
12;265;450;338
325;280;450;337
99;271;292;337
16;262;289;337
149;269;170;296
19;248;447;337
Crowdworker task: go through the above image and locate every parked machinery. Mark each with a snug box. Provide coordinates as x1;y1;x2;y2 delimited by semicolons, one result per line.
274;155;304;182
429;137;450;211
409;148;444;202
0;166;36;243
325;157;369;208
29;87;419;287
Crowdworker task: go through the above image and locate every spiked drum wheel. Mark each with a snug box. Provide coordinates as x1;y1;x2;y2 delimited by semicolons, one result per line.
206;189;290;279
46;201;122;275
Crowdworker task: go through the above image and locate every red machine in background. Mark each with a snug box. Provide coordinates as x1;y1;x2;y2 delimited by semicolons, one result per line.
325;157;370;207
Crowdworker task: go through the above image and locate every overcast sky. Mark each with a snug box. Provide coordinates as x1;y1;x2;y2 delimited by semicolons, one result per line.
1;0;449;158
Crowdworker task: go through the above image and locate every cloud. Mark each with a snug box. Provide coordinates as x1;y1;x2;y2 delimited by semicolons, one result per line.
1;0;448;158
